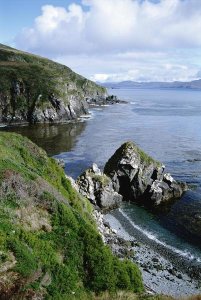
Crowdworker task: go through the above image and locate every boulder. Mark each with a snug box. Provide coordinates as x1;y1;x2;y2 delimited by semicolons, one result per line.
104;141;187;207
76;163;122;210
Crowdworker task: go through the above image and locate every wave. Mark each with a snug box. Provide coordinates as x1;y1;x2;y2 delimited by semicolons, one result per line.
79;114;92;119
130;101;136;105
119;208;201;263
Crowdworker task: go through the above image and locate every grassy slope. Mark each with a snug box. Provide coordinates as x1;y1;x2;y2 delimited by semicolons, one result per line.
0;44;106;121
0;43;105;96
0;132;143;299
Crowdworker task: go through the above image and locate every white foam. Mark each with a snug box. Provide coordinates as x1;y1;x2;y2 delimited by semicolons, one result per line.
130;101;136;105
79;114;92;119
119;208;201;263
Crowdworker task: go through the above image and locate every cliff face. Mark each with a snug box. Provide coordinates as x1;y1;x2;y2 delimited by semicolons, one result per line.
0;132;143;299
0;44;107;124
104;142;187;207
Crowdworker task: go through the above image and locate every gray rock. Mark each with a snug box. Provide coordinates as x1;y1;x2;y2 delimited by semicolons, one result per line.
76;164;122;210
103;220;110;228
54;158;65;169
104;141;187;207
177;273;183;279
168;268;177;276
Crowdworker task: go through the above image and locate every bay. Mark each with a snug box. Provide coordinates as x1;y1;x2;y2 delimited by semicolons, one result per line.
2;87;201;263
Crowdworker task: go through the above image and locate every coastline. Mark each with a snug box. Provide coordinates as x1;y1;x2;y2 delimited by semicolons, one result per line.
93;208;201;297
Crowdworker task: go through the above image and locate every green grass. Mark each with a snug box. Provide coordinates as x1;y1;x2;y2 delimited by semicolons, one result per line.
0;44;106;124
90;173;111;187
0;132;144;299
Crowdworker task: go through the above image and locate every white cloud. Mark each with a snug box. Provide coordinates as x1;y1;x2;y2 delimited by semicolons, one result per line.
92;73;110;82
15;0;201;82
55;50;200;82
17;3;91;55
16;0;201;54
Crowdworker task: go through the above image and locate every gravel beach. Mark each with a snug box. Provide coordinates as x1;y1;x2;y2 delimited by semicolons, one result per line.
93;208;201;297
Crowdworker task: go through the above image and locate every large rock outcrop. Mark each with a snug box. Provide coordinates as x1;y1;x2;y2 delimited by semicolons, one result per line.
77;163;122;210
0;44;107;124
104;141;187;207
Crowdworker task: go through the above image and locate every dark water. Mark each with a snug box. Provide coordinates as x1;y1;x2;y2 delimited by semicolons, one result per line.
2;88;201;263
1;122;86;156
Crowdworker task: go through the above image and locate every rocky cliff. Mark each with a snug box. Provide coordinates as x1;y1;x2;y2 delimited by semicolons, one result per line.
0;44;107;124
0;133;143;299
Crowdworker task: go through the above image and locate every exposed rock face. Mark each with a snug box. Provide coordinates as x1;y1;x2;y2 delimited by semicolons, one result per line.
104;142;187;207
0;44;107;124
76;163;122;210
87;95;127;106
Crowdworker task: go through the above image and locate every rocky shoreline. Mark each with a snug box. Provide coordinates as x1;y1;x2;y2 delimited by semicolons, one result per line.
93;208;201;297
0;94;125;126
65;138;201;297
67;173;200;296
87;94;127;106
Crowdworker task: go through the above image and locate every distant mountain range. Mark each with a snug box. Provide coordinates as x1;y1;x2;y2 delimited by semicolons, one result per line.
100;79;201;90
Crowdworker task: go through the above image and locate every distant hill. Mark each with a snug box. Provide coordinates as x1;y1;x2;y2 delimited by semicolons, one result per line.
101;79;201;90
0;44;106;124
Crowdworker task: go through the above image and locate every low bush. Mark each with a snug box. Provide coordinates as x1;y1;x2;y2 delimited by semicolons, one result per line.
0;132;144;298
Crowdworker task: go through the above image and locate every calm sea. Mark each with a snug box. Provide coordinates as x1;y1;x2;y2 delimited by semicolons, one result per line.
2;88;201;263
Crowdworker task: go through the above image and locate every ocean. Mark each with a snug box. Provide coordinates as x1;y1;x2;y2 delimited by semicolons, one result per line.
2;87;201;269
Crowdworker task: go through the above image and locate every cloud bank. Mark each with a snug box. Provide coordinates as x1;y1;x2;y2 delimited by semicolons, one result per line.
16;0;201;82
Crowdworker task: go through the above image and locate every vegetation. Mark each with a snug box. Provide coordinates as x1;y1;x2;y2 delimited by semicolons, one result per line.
0;132;143;299
93;292;174;300
0;43;106;123
91;173;111;187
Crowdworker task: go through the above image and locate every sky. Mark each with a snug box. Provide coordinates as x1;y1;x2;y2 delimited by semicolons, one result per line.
1;0;201;82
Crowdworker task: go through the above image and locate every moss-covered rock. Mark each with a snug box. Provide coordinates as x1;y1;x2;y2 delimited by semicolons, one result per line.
0;44;107;124
104;141;187;207
0;133;143;299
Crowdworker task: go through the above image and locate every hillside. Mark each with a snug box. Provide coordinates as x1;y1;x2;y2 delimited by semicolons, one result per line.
0;132;144;299
0;44;106;124
102;80;201;90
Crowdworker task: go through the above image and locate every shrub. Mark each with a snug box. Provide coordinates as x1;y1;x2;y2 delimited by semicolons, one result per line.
0;132;144;298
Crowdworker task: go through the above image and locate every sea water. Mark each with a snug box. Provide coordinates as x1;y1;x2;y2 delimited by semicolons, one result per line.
2;88;201;263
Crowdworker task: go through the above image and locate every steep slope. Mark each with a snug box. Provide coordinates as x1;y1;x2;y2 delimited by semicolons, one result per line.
0;132;143;299
0;44;106;124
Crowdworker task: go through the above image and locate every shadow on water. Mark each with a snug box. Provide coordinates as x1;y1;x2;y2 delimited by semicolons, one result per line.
159;189;201;248
0;122;86;156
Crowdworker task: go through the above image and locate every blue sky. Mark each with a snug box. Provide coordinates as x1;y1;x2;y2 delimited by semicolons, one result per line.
1;0;201;82
0;0;81;43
